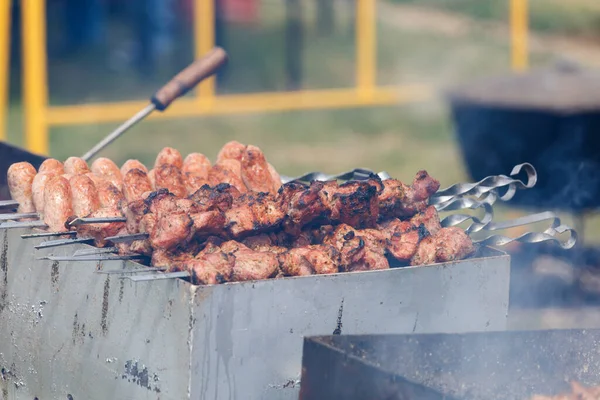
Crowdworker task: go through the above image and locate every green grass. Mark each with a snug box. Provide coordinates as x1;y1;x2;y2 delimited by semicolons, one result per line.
387;0;600;38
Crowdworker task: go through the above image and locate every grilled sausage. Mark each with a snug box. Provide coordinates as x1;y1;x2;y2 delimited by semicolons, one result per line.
183;153;211;178
241;145;278;193
91;157;123;191
154;147;183;169
43;176;73;232
38;158;64;174
208;159;248;193
7;162;37;213
96;180;124;209
216;141;245;163
121;159;148;175
123;169;153;203
147;169;156;189
69;175;100;217
154;164;187;198
268;163;282;192
32;172;59;216
63;157;89;175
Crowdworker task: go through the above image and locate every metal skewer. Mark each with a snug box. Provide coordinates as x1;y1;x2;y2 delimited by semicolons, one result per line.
0;212;38;221
81;47;228;162
38;254;146;262
0;47;228;229
21;231;77;239
35;237;95;249
67;216;127;227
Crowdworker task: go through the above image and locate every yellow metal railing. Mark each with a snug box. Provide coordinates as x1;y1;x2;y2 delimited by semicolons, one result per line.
2;0;529;155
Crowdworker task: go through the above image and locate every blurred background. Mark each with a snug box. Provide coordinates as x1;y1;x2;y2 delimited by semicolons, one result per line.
4;0;600;321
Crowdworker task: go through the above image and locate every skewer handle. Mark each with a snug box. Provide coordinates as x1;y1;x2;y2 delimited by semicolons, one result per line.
151;47;228;111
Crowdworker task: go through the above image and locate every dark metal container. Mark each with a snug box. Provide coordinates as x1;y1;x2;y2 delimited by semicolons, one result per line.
447;66;600;211
300;330;600;400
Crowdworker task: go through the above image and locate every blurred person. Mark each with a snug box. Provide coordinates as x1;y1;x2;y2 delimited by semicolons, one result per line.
132;0;176;76
63;0;108;55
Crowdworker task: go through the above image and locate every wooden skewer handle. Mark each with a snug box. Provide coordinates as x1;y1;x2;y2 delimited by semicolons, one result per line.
151;47;228;111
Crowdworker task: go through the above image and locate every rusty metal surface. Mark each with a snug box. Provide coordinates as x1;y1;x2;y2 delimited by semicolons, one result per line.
0;227;510;400
299;330;600;400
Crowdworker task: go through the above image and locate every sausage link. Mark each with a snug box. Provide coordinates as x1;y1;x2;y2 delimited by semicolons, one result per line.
241;145;276;193
121;159;148;175
268;163;282;192
43;176;74;232
91;157;123;191
38;158;64;174
123;169;153;203
208;159;247;193
154;147;183;169
154;164;187;198
69;175;101;217
96;180;125;209
7;162;37;213
216;141;245;163
63;157;90;175
147;169;156;189
32;172;59;216
183;153;211;178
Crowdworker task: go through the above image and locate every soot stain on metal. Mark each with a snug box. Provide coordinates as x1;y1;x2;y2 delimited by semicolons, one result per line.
333;298;344;335
122;360;161;393
118;277;124;303
72;313;78;344
101;276;110;335
50;261;59;291
0;232;8;315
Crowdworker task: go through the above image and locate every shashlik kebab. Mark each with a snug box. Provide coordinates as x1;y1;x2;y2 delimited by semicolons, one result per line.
4;142;282;230
142;209;475;285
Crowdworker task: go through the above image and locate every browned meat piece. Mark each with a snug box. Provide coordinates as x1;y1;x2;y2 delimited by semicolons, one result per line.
240;145;278;193
268;163;282;192
242;234;274;251
7;162;37;213
154;164;187;198
411;170;440;202
114;226;132;255
121;199;149;233
91;157;123;191
185;250;234;285
231;247;280;282
95;180;123;209
219;239;248;254
319;180;379;228
434;227;475;263
32;172;60;216
324;224;389;271
310;225;335;244
150;211;194;250
63;157;90;175
154;147;183;169
298;245;339;275
190;210;227;237
121;159;148;175
43;176;73;232
291;231;313;248
75;207;125;247
208;159;248;193
216;140;245;163
408;206;441;235
183;153;211;177
378;179;411;218
387;227;423;261
68;175;100;217
38;158;64;174
123;169;153;203
188;183;240;212
151;247;193;270
530;382;600;400
225;192;285;238
410;227;475;266
280;181;330;235
278;248;314;276
184;173;208;195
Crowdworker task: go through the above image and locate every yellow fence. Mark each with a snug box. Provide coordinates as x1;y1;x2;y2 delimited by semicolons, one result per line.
0;0;530;156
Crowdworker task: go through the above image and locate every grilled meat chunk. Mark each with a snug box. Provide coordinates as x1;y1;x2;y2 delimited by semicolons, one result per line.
74;207;126;247
319;180;380;228
225;192;285;238
410;227;475;266
188;183;240;212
